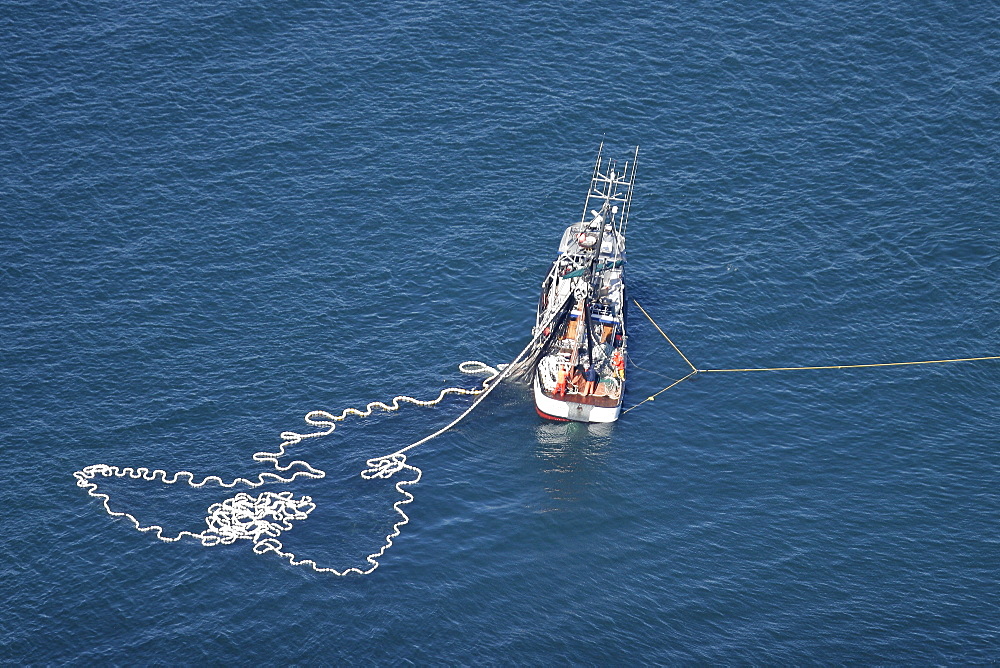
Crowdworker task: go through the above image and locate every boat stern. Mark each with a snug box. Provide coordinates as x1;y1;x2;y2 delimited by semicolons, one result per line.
533;376;622;423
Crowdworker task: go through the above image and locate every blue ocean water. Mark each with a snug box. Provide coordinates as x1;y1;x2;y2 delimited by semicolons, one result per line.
2;0;998;663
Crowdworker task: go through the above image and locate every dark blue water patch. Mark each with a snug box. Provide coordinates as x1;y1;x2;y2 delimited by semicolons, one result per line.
2;0;999;663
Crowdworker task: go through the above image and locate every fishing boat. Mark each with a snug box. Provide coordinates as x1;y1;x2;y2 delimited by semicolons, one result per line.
527;145;637;423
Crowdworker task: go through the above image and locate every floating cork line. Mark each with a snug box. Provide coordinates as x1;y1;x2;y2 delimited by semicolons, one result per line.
73;309;568;576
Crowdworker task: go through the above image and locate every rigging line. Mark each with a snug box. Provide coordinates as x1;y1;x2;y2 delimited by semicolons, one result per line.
340;289;576;459
388;330;552;457
701;356;1000;373
622;370;699;414
394;363;507;456
632;299;698;373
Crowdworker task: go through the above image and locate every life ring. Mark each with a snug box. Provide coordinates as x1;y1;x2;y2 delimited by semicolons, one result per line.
577;232;597;249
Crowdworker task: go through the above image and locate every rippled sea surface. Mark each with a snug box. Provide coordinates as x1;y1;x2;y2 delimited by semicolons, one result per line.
3;1;998;663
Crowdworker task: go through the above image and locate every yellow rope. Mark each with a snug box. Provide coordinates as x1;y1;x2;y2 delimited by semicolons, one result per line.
632;300;698;372
701;356;1000;373
623;370;698;414
628;301;999;411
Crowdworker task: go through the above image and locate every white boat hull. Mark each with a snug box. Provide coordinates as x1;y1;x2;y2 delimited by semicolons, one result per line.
533;376;622;423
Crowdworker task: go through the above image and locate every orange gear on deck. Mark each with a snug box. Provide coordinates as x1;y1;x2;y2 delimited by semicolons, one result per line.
612;349;625;379
554;365;568;396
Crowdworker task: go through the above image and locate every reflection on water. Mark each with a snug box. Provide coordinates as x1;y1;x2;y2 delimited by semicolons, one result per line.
534;420;614;510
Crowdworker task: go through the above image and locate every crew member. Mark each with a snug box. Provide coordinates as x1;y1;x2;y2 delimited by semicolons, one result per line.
554;365;568;396
612;349;625;379
581;364;598;395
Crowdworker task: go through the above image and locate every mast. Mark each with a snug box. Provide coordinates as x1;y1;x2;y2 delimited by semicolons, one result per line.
580;146;638;227
620;145;638;238
581;141;605;223
579;145;638;295
579;146;637;371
